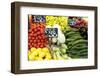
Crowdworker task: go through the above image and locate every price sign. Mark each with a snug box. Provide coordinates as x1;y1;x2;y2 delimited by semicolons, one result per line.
32;15;46;22
45;28;58;38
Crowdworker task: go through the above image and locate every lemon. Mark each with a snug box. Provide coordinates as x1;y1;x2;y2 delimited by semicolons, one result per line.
46;53;52;59
28;54;35;60
31;51;38;56
45;57;51;60
46;52;51;56
42;48;49;53
45;58;50;60
28;51;31;56
36;48;41;53
39;51;45;57
30;47;36;52
46;55;51;59
38;57;43;60
34;56;39;60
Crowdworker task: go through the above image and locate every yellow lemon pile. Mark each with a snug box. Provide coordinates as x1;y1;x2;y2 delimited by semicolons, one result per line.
46;16;70;30
28;47;52;61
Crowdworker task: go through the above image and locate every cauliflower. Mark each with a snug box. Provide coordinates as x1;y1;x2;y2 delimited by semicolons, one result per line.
53;24;65;43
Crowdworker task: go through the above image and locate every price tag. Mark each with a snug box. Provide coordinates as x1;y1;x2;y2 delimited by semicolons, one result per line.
32;15;45;22
45;28;58;38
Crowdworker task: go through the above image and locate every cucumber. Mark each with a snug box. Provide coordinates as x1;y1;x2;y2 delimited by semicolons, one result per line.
78;49;88;54
67;39;87;47
68;53;80;58
66;31;77;36
64;28;88;58
79;55;87;58
70;46;87;51
65;29;78;34
66;33;80;38
68;53;87;58
79;54;88;58
66;37;83;43
68;43;87;49
68;49;87;54
67;48;88;58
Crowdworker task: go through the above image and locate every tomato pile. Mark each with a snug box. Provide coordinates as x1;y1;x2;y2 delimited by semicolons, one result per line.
28;23;49;49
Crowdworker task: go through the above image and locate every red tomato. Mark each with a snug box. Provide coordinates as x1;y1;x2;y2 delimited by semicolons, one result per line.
30;45;32;48
37;32;40;35
41;34;44;38
34;39;38;43
40;44;43;48
37;24;40;27
45;41;48;44
33;33;37;37
33;44;36;48
34;29;37;32
35;37;38;40
39;40;41;43
28;36;31;40
28;43;30;46
40;29;44;33
30;32;33;35
41;40;44;43
38;43;41;46
36;46;39;48
32;43;34;46
28;29;32;33
37;36;40;39
30;39;33;43
31;37;34;40
37;27;40;31
29;33;33;37
28;34;31;37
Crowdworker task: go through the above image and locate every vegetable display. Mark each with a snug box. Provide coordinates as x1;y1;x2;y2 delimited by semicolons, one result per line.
28;47;52;60
64;29;88;58
52;44;70;60
28;22;49;49
46;16;70;30
68;17;88;28
28;15;88;61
